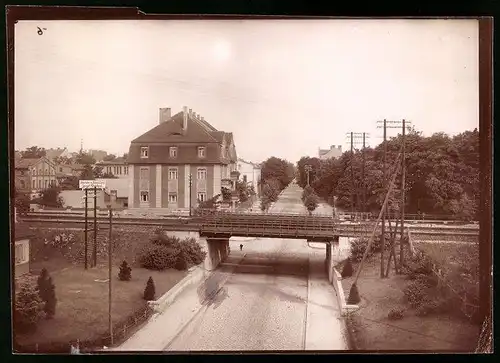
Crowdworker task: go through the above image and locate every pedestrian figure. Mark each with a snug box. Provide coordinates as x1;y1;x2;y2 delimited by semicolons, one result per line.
240;244;243;251
70;340;80;354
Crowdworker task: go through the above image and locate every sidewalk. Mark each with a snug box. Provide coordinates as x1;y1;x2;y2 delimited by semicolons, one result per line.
112;252;246;351
305;250;348;350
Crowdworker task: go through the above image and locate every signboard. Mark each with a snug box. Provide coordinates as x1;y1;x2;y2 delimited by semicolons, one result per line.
79;180;106;190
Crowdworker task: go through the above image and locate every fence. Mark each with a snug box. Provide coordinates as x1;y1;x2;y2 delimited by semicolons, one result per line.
407;229;479;321
15;304;152;353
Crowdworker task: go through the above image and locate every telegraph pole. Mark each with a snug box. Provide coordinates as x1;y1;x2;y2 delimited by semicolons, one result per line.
377;119;387;278
376;119;412;272
93;185;97;267
84;189;88;270
346;132;369;219
400;119;407;267
189;174;193;216
108;205;113;346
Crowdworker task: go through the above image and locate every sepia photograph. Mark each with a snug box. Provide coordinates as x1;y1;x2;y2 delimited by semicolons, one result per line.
10;14;491;354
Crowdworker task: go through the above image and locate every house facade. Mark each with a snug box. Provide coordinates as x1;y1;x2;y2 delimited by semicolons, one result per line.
14;223;32;278
237;158;261;195
318;145;343;160
127;106;237;212
96;158;129;179
14;156;58;193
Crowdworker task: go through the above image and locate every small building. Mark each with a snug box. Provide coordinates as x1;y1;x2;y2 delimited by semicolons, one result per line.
96;158;129;179
318;145;343;160
15;156;58;193
59;189;111;209
14;223;33;278
237;158;261;195
95;178;129;208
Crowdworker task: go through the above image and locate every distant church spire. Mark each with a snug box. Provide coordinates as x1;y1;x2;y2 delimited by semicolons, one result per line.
80;139;83;153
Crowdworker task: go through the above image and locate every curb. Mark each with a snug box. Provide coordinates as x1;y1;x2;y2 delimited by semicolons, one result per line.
147;266;206;314
331;267;359;317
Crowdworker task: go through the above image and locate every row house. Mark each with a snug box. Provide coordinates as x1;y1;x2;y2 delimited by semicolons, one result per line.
127;106;238;212
96;158;129;179
14;156;58;193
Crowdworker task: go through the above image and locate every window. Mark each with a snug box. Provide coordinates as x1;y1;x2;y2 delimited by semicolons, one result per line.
15;244;26;264
168;168;178;180
38;180;41;189
20;180;25;189
140;191;149;202
32;180;35;189
140;147;149;158
197;146;206;158
44;180;48;188
197;168;207;180
169;147;178;158
243;175;247;183
59;167;63;172
168;193;178;203
45;169;48;174
39;169;42;175
124;167;129;175
118;166;122;175
197;192;206;203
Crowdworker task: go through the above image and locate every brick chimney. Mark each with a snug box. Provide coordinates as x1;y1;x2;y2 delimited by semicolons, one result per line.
182;106;188;132
159;107;171;124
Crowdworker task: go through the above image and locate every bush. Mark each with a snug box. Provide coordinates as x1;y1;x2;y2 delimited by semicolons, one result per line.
36;268;57;319
138;244;178;271
403;280;430;308
304;193;319;215
350;238;371;262
180;238;206;266
15;283;45;332
388;308;405;320
143;277;156;300
341;258;354;278
415;299;450;317
175;250;189;270
118;260;132;281
404;252;433;276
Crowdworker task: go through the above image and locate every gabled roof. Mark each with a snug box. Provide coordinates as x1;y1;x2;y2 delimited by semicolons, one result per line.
131;111;224;144
45;147;67;160
96;157;127;165
15;158;42;169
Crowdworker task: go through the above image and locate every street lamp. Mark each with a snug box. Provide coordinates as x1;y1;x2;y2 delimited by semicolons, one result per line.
304;165;312;186
189;174;193;217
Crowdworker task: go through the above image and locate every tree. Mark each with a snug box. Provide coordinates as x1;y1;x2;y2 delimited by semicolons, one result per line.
14;188;30;215
53;156;72;165
79;164;103;180
143;277;156;300
118;260;132;281
304;193;319;215
59;175;80;190
122;153;129;160
103;154;117;161
261;157;295;191
235;180;250;202
43;277;57;319
21;146;46;159
32;187;64;208
14;283;45;331
175;250;189;270
75;151;96;165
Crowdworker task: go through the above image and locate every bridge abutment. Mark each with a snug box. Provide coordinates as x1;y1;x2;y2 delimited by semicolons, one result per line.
199;237;230;271
325;236;340;283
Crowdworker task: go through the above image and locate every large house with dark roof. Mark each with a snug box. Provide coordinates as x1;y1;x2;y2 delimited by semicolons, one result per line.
14;156;58;194
127;106;238;212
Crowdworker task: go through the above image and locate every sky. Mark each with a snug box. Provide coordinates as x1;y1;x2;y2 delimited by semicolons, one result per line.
14;19;479;163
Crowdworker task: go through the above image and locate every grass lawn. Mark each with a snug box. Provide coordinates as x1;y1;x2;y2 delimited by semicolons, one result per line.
16;265;187;346
339;254;480;352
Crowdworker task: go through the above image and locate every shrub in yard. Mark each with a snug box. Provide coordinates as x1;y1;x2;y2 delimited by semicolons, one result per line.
118;260;132;281
415;273;438;288
403;280;430;308
143;276;156;301
388;308;405;320
14;283;45;332
350;238;372;262
415;299;450;317
151;233;182;249
341;258;354;278
138;244;178;271
175;250;189;270
404;252;433;276
36;268;57;319
180;238;206;266
43;277;57;319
